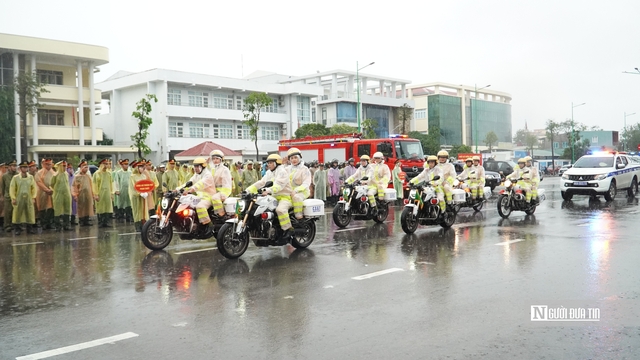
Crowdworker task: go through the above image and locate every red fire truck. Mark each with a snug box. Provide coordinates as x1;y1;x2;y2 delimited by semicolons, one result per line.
278;133;425;192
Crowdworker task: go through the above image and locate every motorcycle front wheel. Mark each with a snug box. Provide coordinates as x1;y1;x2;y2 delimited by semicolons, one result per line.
141;220;173;250
332;203;351;228
291;220;316;249
472;200;484;212
497;194;512;219
401;207;419;234
216;223;250;259
440;209;456;228
525;204;537;215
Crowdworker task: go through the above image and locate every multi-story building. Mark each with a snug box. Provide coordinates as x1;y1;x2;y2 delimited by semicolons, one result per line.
282;70;414;138
0;33;131;162
406;82;512;148
97;69;414;163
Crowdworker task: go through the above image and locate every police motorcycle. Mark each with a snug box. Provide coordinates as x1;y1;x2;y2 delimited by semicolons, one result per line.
496;171;546;218
140;181;239;250
451;170;493;213
332;177;395;228
216;181;324;259
400;176;457;234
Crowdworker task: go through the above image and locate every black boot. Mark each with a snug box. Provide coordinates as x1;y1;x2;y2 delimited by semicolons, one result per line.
46;209;55;229
80;217;91;226
70;215;78;225
104;213;112;227
98;214;108;228
134;221;142;232
63;215;72;231
126;208;133;222
55;215;63;231
13;224;22;235
27;224;37;234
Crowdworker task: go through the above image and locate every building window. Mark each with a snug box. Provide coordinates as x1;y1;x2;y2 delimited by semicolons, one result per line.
212;124;233;139
189;123;211;138
553;142;559;149
237;125;251;139
0;53;14;86
562;141;568;148
188;91;208;107
169;122;184;137
213;94;233;109
167;89;181;105
263;98;279;113
414;108;426;119
322;107;327;125
236;95;243;110
38;109;65;126
36;70;63;86
591;136;599;144
357;144;370;157
297;96;310;125
261;126;279;140
312;108;316;123
337;103;356;123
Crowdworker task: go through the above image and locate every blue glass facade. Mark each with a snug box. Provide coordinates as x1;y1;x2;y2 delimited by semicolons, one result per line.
428;95;463;145
467;99;512;145
364;105;390;138
337;103;357;123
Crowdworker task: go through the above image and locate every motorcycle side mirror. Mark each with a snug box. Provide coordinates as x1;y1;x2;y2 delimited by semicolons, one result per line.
432;176;441;181
361;177;369;181
265;181;274;188
185;181;193;187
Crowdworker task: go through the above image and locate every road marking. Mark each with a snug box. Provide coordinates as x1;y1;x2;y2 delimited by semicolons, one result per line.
11;242;43;246
16;332;139;360
174;247;217;255
284;296;294;299
416;261;435;265
68;237;97;241
334;227;367;232
495;239;525;245
577;223;589;227
352;268;404;280
118;232;139;236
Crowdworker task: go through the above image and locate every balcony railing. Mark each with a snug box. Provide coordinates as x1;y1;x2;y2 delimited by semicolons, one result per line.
167;101;287;114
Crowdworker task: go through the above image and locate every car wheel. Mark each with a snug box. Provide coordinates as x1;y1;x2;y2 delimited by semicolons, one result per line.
561;191;573;201
627;177;638;198
604;180;616;202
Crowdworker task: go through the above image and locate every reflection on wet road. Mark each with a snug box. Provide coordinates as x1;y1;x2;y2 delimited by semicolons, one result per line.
2;178;640;359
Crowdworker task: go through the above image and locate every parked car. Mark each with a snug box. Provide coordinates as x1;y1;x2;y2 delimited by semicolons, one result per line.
483;159;517;177
453;162;501;190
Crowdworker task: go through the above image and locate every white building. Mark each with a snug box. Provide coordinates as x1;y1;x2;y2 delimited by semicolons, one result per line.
97;68;414;164
0;33;132;162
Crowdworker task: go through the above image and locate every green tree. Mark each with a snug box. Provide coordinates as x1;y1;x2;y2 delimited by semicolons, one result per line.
525;133;538;158
130;94;158;159
484;131;499;152
98;133;114;145
513;128;529;146
396;103;413;134
560;119;587;162
409;126;441;156
0;87;15;161
329;123;358;135
242;92;273;162
449;144;472;159
622;123;640;152
362;118;378;139
295;123;329;138
545;119;561;172
15;71;49;161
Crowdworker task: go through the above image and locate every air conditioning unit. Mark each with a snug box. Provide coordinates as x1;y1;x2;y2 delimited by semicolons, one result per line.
278;95;284;101
279;100;285;107
311;101;316;106
282;123;288;130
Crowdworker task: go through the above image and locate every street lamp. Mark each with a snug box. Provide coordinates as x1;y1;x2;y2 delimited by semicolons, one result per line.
570;102;586;163
472;84;491;153
623;112;636;151
356;61;375;133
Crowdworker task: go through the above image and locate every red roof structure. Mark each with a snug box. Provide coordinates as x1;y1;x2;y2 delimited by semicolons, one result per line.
174;141;242;157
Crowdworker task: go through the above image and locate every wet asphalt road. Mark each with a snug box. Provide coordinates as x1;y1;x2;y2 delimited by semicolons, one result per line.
1;177;640;359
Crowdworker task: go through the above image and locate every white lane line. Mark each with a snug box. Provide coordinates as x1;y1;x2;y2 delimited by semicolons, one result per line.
118;232;139;236
576;223;589;227
334;227;367;232
11;242;44;246
16;332;139;360
495;239;525;246
174;247;217;255
69;237;97;241
352;268;404;280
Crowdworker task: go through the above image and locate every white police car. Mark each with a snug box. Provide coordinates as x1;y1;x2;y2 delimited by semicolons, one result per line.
560;152;640;201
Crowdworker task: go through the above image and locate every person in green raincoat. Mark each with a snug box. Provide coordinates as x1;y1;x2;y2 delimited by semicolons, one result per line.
72;160;96;226
162;159;180;192
1;160;18;233
145;160;160;217
92;158;114;227
392;159;405;204
230;162;241;196
179;163;189;185
241;161;258;194
155;163;165;203
35;158;56;230
10;161;38;235
115;159;132;222
112;159;122;220
313;163;327;201
50;160;72;230
129;160;151;232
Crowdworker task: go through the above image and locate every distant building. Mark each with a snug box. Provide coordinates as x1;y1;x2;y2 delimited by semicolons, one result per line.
406;82;512;148
0;33;131;162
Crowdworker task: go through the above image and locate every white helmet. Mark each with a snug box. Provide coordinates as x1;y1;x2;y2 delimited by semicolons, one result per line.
373;152;384;160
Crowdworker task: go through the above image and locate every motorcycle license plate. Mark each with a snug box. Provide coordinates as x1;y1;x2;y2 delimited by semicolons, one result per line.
573;181;588;186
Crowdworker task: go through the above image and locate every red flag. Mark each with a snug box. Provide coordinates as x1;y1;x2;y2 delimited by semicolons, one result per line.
72;106;76;126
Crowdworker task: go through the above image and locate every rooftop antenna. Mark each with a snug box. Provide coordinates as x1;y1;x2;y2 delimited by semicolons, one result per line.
241;54;244;78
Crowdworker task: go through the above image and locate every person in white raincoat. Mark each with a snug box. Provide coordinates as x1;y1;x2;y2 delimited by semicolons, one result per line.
286;148;311;219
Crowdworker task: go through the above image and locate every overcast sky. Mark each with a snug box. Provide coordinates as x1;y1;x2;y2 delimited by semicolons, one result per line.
3;0;640;134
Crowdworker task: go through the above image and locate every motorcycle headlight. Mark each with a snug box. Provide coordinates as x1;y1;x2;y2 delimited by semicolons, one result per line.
504;180;512;188
453;179;460;186
344;188;351;196
594;174;607;180
238;200;246;212
161;198;169;209
409;189;416;199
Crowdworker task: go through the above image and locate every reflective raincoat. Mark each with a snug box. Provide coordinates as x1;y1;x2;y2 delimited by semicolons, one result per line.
50;164;72;216
313;169;327;201
162;168;180;192
115;168;132;208
93;169;114;214
72;171;95;218
392;165;404;199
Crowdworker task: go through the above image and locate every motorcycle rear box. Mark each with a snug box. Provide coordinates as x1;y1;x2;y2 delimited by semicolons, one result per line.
452;189;466;203
483;186;492;199
537;188;546;201
223;197;239;213
383;188;397;201
303;199;324;217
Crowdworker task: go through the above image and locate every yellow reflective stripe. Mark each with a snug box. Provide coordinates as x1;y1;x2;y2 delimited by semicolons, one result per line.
275;195;292;202
292;202;303;207
212;204;223;210
217;187;231;196
272;184;282;193
246;185;257;194
193;181;205;192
